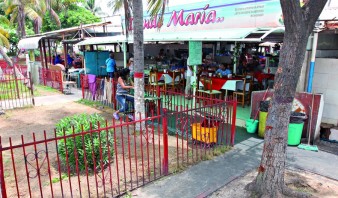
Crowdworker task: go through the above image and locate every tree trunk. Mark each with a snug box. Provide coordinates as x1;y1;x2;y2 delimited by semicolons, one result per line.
132;0;146;123
18;1;26;38
0;46;13;67
248;1;327;197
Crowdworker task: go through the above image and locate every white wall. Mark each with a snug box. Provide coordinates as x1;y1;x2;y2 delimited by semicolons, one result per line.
312;58;338;125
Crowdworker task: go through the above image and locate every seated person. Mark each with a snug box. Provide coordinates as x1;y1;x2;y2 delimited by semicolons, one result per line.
215;63;232;77
197;66;208;77
237;60;248;75
113;68;134;121
73;55;82;68
54;55;63;65
67;53;73;68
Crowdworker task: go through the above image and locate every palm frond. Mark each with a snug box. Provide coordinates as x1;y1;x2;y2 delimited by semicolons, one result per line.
0;30;10;48
0;15;10;24
147;0;168;30
147;0;168;20
108;0;124;13
35;0;46;14
9;7;18;24
5;5;16;15
24;6;40;21
25;6;42;33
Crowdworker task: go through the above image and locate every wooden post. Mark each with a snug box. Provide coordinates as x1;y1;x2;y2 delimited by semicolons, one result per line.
48;39;52;64
62;34;67;68
42;39;48;68
63;43;67;68
39;40;45;68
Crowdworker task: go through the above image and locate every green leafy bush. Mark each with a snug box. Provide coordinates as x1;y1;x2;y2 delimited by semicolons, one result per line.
56;113;114;172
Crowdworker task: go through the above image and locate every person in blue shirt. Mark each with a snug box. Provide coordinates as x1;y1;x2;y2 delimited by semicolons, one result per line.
67;54;73;68
106;52;116;79
215;63;232;77
54;55;62;65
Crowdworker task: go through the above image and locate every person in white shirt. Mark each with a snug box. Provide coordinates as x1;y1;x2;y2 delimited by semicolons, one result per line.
185;58;193;98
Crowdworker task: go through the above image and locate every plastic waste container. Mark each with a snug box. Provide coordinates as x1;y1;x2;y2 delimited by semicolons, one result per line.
246;119;258;133
288;122;304;145
288;112;306;145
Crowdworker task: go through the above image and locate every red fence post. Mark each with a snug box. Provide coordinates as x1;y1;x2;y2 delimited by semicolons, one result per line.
162;108;169;175
231;100;237;146
0;141;7;198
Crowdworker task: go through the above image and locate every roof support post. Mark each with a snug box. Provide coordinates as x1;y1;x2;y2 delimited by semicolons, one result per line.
39;40;45;68
48;39;52;64
123;42;127;68
42;39;48;68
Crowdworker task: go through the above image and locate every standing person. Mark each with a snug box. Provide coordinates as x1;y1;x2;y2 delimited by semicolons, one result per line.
127;57;134;77
106;52;116;79
113;68;134;121
185;58;193;99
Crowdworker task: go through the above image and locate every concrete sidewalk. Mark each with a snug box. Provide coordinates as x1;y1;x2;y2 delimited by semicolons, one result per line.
132;129;338;198
34;89;82;106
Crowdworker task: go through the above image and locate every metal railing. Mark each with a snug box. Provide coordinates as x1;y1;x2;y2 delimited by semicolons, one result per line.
0;97;236;198
0;73;34;109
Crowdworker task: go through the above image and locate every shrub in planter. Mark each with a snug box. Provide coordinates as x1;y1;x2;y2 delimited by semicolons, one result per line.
56;113;114;172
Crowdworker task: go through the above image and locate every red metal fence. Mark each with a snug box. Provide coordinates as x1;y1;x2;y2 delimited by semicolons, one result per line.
0;73;34;109
39;68;64;93
0;92;236;197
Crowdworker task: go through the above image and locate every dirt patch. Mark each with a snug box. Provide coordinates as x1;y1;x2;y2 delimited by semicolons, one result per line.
209;169;338;198
0;102;107;146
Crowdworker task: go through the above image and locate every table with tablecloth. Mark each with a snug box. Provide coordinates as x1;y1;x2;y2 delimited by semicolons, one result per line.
156;72;183;84
199;77;244;97
200;77;243;90
254;72;274;83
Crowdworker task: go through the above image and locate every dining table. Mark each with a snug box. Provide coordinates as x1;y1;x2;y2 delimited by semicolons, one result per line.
199;77;244;98
200;77;243;90
156;71;183;84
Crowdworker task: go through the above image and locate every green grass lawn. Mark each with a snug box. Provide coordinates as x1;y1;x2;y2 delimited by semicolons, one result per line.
34;85;61;96
0;79;30;100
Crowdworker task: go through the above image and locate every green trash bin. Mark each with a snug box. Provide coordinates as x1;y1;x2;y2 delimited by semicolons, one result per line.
258;111;268;138
288;122;304;146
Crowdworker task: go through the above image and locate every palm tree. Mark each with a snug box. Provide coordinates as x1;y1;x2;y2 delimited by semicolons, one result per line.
132;0;145;121
3;0;61;36
0;16;13;67
108;0;168;120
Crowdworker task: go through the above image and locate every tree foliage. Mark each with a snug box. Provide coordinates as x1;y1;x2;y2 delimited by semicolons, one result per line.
42;5;100;31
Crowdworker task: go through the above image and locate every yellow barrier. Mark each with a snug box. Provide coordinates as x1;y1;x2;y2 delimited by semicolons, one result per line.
192;123;218;144
258;111;268;138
